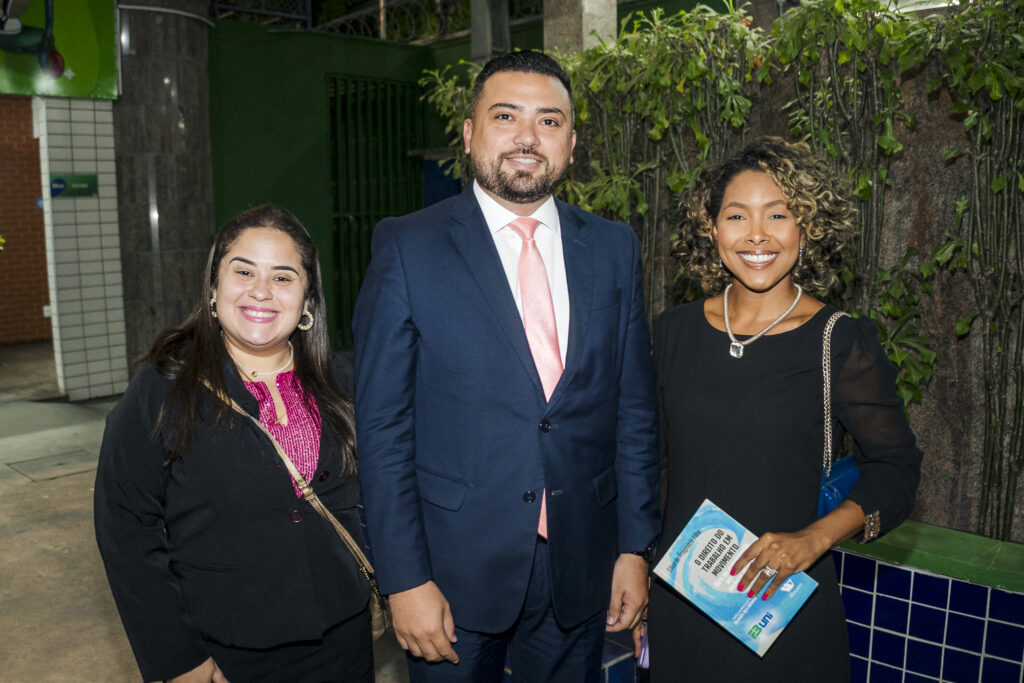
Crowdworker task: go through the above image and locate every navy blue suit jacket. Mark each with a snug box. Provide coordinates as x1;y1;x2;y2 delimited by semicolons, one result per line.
352;187;659;632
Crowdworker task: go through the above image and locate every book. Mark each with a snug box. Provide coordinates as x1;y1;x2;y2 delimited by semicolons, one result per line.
652;499;818;657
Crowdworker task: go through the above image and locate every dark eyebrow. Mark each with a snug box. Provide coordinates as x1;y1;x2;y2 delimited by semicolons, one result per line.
487;103;566;118
723;199;788;210
229;256;299;274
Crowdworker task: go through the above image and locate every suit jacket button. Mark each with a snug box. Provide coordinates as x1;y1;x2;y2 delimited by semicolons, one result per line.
523;491;536;503
290;509;304;523
539;420;551;432
318;470;330;482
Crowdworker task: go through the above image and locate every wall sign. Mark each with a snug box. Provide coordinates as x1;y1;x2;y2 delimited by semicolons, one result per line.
51;173;97;198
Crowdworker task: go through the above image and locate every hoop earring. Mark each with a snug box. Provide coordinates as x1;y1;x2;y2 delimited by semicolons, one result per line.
297;310;314;331
210;293;218;319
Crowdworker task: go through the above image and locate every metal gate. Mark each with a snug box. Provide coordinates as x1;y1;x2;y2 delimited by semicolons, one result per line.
329;76;423;347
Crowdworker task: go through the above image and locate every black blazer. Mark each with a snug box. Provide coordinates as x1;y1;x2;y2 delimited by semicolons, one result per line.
94;355;368;682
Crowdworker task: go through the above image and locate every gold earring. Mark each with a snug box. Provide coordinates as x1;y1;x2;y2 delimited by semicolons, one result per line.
297;310;314;331
210;294;218;319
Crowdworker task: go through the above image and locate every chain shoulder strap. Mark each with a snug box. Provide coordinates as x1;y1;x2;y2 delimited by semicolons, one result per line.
823;311;850;477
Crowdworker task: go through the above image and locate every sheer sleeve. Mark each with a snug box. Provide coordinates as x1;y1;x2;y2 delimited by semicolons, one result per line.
832;316;922;541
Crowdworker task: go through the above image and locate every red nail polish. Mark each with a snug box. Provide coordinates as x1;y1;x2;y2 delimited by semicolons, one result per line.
762;593;769;601
747;590;755;598
737;584;744;591
730;568;736;576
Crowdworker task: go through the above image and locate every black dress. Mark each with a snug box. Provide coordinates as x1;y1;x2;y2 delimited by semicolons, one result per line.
647;300;921;682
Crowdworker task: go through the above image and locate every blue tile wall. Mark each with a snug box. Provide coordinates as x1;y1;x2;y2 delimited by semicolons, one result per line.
906;639;941;678
908;604;945;643
870;661;904;683
946;613;984;652
990;588;1024;624
874;595;909;632
876;564;911;600
944;648;981;683
835;549;1024;683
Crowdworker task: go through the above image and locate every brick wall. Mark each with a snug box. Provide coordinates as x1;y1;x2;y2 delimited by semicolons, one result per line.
0;95;50;344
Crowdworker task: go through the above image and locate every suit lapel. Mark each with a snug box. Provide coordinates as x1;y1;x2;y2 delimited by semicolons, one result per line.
552;200;592;406
448;189;546;399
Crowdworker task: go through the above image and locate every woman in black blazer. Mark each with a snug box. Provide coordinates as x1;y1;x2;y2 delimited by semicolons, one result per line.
95;205;371;682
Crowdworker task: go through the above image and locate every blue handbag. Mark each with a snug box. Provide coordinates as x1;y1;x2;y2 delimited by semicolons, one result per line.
817;312;861;518
818;453;860;517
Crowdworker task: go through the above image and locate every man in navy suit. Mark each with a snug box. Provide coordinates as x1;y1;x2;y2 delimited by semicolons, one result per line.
353;51;659;682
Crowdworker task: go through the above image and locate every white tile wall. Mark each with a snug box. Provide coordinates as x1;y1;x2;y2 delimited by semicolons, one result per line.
33;97;127;401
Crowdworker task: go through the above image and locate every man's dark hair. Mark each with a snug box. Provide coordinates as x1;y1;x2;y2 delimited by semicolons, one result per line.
470;50;574;122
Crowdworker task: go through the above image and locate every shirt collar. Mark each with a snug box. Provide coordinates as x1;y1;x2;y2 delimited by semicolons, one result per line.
473;180;560;236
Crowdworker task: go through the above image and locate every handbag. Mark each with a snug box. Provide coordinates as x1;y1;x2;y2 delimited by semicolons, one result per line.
215;389;392;640
817;311;861;518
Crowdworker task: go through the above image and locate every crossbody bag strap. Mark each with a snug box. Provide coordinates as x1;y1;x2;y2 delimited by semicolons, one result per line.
822;311;849;478
204;382;382;597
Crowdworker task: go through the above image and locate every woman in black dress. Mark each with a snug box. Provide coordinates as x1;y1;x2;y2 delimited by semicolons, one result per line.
647;138;921;681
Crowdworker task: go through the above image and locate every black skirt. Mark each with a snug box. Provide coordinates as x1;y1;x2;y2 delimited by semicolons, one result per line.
204;606;374;682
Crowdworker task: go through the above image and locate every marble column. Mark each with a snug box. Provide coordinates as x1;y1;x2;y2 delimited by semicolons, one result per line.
543;0;615;53
114;0;214;363
471;0;511;62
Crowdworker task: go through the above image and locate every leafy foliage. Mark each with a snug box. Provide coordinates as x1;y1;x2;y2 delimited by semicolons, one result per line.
772;0;939;408
867;247;937;407
932;0;1024;541
419;61;478;183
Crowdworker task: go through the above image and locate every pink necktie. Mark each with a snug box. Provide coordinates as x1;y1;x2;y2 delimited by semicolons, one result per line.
509;217;563;539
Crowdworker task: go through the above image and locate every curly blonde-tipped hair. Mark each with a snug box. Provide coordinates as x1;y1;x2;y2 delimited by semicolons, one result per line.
673;136;856;296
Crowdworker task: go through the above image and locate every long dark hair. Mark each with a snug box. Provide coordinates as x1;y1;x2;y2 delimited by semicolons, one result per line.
146;204;357;473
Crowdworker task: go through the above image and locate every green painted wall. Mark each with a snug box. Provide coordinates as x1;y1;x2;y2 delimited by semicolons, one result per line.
209;21;432;338
209;21;430;228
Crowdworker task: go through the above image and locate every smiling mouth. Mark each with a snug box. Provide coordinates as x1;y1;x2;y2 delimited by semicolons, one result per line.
503;150;545;167
738;251;779;266
241;308;277;321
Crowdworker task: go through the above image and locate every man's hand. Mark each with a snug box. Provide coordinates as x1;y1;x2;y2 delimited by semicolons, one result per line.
632;619;646;658
606;553;649;632
167;657;229;683
389;580;459;663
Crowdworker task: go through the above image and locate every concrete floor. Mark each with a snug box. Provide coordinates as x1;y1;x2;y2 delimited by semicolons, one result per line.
0;343;408;682
0;340;62;403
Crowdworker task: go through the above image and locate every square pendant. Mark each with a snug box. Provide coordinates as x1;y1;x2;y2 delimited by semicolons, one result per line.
729;342;745;358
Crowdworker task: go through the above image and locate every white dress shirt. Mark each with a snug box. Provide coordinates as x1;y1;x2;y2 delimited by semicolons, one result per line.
473;181;570;366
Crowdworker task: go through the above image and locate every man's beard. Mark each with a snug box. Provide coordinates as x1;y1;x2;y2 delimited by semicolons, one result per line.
472;148;568;205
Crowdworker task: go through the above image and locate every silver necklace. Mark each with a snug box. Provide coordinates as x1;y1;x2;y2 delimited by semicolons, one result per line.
226;341;294;378
723;283;803;359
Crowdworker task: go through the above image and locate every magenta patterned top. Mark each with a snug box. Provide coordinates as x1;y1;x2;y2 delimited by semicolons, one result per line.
244;370;322;497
